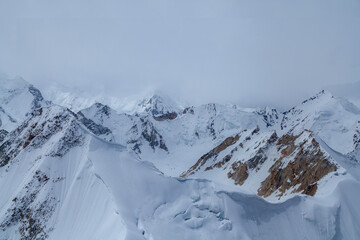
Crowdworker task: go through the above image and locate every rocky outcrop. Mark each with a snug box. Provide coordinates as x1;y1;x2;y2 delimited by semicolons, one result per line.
140;118;168;152
182;127;338;199
126;117;169;154
77;112;112;137
0;106;84;167
256;108;279;127
0;170;55;240
180;134;240;177
227;162;248;185
182;107;195;115
227;132;278;185
258;130;337;197
181;127;268;178
349;121;360;161
153;112;178;121
137;93;182;118
28;85;48;110
93;103;112;117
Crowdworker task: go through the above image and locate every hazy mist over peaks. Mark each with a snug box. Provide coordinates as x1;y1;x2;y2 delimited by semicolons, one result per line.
0;0;359;109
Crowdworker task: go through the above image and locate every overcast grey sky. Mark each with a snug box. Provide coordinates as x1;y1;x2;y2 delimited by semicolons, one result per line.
0;0;359;108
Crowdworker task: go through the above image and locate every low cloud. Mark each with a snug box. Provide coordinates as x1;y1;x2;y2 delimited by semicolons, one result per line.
1;0;359;109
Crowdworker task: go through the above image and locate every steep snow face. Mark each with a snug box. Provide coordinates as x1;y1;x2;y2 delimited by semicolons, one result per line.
1;104;360;240
0;77;48;132
280;90;360;156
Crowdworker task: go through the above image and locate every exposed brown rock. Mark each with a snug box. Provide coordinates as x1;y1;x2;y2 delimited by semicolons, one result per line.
23;133;35;149
181;127;336;199
258;130;337;197
23;123;39;149
227;132;277;186
153;112;178;121
227;162;248;185
180;134;240;177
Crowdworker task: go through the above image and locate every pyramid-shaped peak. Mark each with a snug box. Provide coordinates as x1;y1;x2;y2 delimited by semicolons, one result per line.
78;102;116;119
136;90;183;117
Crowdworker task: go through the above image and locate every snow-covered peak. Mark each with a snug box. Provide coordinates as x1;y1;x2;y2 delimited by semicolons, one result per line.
0;105;84;168
0;76;48;132
134;91;184;117
79;102;116;120
280;90;360;156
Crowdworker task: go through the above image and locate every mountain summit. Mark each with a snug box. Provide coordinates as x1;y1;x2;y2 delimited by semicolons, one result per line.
132;91;184;118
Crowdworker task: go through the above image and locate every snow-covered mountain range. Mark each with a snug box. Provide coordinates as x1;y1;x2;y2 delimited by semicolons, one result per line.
1;76;360;239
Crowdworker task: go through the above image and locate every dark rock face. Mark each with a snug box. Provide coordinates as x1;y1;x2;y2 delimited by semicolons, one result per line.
182;107;195;115
0;107;84;167
208;121;216;140
140;118;168;152
93;103;111;117
301;90;326;104
77;112;112;136
28;85;45;110
353;121;360;149
127;139;142;154
256;108;279;127
126;117;169;154
349;123;360;162
0;129;8;143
